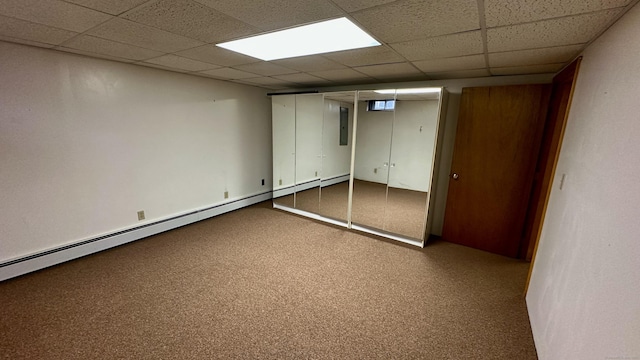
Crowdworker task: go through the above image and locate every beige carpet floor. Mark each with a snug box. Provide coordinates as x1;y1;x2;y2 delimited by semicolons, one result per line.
0;201;537;359
351;180;428;239
276;180;428;239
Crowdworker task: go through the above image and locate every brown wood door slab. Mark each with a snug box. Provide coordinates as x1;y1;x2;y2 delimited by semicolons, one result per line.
442;85;550;258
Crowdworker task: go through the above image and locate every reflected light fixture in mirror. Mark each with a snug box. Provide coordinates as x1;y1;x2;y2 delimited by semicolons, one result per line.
217;17;380;61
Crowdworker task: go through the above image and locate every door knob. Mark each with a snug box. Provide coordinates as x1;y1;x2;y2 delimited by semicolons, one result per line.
452;173;459;180
390;163;396;168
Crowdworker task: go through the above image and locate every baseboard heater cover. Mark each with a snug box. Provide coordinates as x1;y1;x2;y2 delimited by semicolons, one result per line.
0;191;272;282
320;174;350;188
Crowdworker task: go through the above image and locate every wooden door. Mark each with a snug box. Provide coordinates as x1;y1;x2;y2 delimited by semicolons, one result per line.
442;85;550;258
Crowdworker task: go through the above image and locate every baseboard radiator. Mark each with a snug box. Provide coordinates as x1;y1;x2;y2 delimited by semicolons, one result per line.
0;191;272;282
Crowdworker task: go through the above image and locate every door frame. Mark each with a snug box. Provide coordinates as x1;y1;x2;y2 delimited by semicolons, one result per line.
523;57;582;295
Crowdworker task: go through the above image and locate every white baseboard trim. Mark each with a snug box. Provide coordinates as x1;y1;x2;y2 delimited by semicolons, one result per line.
0;191;272;282
351;224;424;248
273;203;348;228
321;174;350;187
273;186;294;198
295;179;321;192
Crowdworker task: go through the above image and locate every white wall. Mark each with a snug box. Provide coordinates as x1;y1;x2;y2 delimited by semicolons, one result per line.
0;41;272;263
388;100;440;192
526;4;640;360
322;99;353;180
353;100;440;192
294;94;323;185
272;95;295;190
353;101;394;184
272;95;352;194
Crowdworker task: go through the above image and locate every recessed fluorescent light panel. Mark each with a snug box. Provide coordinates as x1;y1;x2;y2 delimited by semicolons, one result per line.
217;17;380;61
375;88;442;94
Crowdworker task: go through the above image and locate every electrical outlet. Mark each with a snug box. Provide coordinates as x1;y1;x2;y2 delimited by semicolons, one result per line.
261;178;265;186
279;179;282;185
224;191;229;199
137;210;145;221
315;171;318;177
374;168;377;174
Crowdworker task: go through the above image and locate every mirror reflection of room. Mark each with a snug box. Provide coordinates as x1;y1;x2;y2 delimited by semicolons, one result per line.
318;92;355;222
271;87;443;246
352;89;441;240
293;94;323;214
385;91;441;239
272;95;296;209
351;90;395;231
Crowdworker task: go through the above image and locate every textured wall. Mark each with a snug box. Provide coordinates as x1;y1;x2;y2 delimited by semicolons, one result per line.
527;4;640;359
0;42;272;262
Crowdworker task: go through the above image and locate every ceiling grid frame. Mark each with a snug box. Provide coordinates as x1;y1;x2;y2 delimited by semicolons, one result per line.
0;0;638;88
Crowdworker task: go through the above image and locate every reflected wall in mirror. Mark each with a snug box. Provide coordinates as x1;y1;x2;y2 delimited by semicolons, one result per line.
351;90;395;230
351;89;442;241
271;87;445;246
318;91;355;222
294;94;323;214
384;91;442;239
272;94;295;208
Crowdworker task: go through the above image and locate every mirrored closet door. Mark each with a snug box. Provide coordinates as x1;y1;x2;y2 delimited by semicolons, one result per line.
350;90;396;233
272;95;296;208
271;87;445;247
384;89;442;240
293;94;323;214
318;91;355;223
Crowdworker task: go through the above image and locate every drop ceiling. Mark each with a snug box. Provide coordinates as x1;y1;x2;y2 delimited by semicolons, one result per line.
0;0;637;89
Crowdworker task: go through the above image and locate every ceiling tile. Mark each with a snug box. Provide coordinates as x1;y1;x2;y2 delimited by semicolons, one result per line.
271;55;347;72
0;35;56;48
144;54;221;72
413;54;486;73
310;68;375;82
0;0;625;85
485;0;631;27
352;0;480;43
231;79;289;90
199;67;258;79
174;45;258;67
55;47;136;63
0;15;77;45
134;62;190;73
331;0;397;13
323;46;405;67
488;44;584;68
240;76;299;86
272;73;332;85
0;0;112;32
233;62;298;76
487;10;621;52
60;35;163;61
123;0;257;43
391;31;483;61
491;63;565;76
194;0;343;31
426;69;491;79
87;18;204;53
353;62;424;80
62;0;150;15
